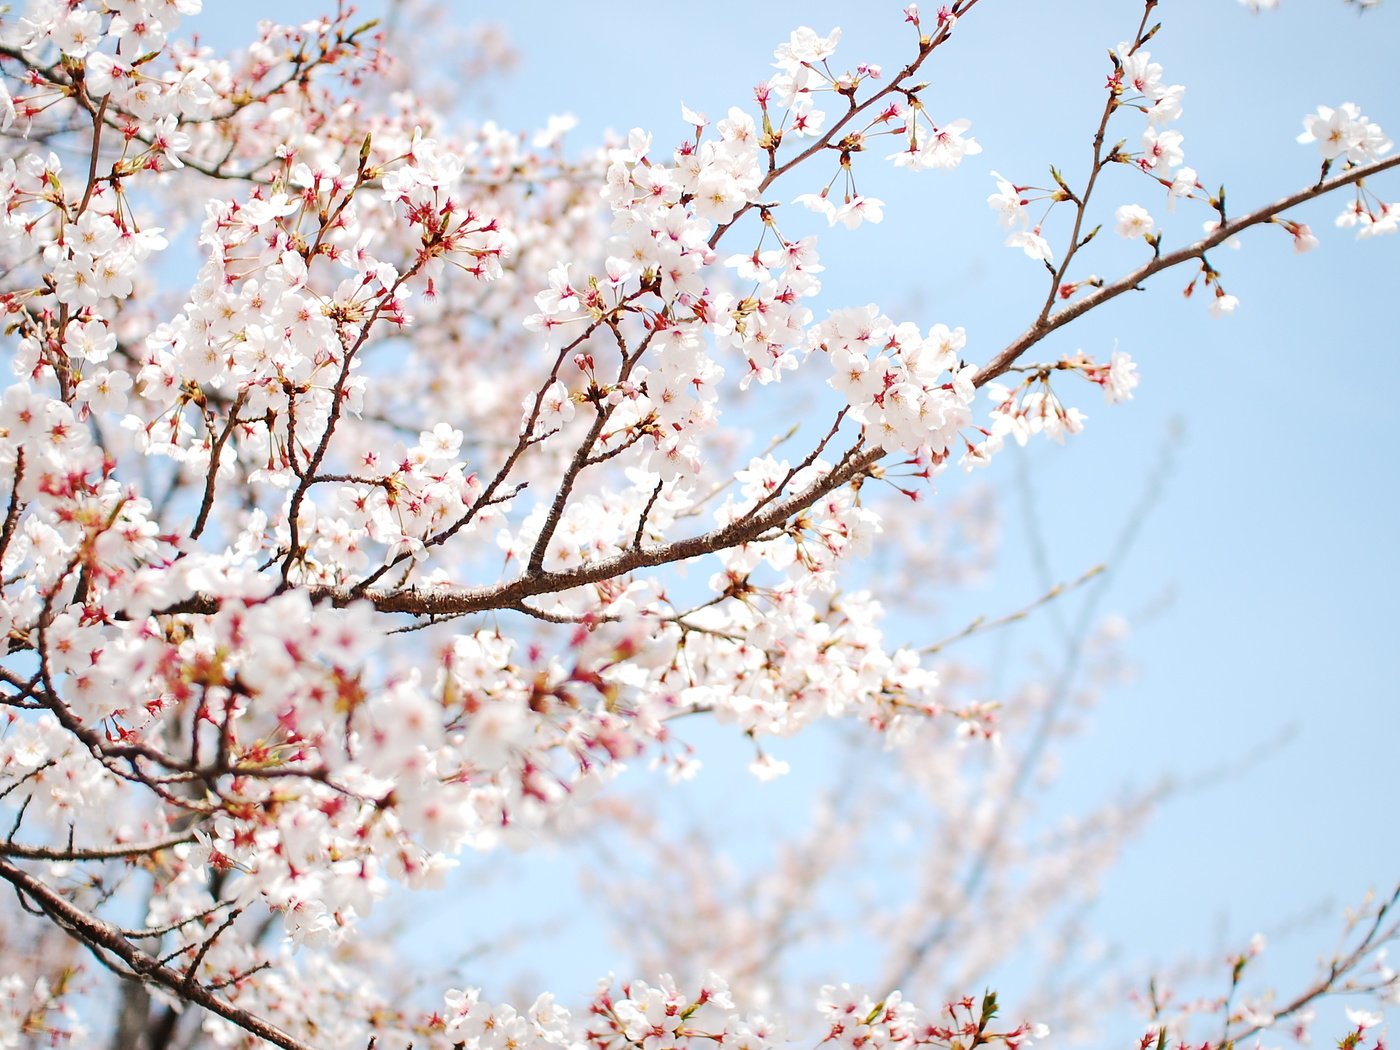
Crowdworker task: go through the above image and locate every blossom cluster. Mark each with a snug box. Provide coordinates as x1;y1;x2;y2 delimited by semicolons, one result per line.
818;312;975;456
0;2;1394;1047
1299;103;1397;236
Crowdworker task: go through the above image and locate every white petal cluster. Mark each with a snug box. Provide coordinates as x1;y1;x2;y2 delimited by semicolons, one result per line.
818;312;974;456
1299;103;1393;164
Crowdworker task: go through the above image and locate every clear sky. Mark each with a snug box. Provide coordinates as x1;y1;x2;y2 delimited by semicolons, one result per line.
194;0;1400;1037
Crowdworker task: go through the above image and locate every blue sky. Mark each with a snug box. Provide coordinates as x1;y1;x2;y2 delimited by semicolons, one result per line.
196;0;1400;1034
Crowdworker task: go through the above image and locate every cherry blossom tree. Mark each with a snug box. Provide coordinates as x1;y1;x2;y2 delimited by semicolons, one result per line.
0;1;1396;1048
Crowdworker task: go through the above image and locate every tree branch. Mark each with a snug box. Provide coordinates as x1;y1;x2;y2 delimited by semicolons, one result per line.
0;857;316;1050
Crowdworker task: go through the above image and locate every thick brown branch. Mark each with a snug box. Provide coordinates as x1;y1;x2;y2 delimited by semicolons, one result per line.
0;857;317;1050
0;832;194;862
166;445;884;618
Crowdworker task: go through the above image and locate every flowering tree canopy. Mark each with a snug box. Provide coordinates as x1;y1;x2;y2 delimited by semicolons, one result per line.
0;0;1396;1047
